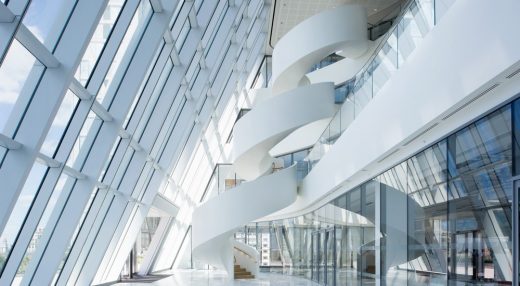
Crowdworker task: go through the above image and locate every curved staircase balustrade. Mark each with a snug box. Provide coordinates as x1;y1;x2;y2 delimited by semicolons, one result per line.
232;82;336;180
192;4;372;278
192;165;297;276
271;5;368;94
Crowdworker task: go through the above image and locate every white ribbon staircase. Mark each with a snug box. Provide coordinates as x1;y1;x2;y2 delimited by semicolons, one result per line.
192;5;372;278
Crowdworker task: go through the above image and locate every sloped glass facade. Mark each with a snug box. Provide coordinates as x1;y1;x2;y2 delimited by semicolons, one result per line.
0;0;268;284
1;0;519;285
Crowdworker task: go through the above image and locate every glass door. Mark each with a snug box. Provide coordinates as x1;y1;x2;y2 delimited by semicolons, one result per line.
325;228;336;285
311;228;338;285
312;232;319;282
319;232;326;284
452;230;497;282
454;232;468;278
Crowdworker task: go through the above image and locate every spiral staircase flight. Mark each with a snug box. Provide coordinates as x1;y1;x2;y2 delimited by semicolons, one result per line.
191;5;392;278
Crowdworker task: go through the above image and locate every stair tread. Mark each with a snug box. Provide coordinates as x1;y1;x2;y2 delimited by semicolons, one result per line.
234;275;255;279
234;263;254;279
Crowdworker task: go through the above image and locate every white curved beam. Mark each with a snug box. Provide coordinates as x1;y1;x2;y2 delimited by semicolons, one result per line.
192;165;298;276
232;82;336;180
272;5;368;94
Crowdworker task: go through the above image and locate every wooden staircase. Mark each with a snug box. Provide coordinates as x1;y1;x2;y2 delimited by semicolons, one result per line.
234;264;255;279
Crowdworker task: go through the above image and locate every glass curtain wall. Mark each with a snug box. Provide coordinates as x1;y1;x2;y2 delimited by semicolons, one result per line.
237;97;519;285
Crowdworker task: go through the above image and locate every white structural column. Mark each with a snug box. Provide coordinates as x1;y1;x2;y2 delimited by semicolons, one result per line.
366;184;425;271
0;0;270;284
0;0;104;235
55;2;179;285
0;1;28;64
191;4;369;277
0;0;109;285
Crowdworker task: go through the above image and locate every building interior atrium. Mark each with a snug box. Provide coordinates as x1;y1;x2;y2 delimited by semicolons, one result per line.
0;0;519;285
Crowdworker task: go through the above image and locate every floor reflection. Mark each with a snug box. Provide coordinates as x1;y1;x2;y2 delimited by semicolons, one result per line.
114;270;321;286
114;268;513;285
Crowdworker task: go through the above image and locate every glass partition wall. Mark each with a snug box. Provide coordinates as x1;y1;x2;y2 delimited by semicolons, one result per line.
236;96;520;285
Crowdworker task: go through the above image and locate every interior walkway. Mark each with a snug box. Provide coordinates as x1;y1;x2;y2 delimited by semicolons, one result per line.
114;270;320;286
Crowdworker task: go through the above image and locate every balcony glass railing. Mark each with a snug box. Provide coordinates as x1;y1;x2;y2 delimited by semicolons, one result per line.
200;149;311;202
306;0;455;169
201;0;457;202
199;164;244;202
309;53;345;73
274;148;312;181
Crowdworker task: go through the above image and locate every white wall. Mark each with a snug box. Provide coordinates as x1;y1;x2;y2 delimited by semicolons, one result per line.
264;0;520;220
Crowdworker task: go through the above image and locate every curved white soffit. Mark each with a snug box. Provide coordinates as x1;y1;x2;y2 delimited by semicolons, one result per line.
269;118;331;157
231;82;336;180
192;164;297;253
251;87;274;107
192;232;234;276
310;204;372;227
271;5;368;94
233;240;260;276
306;38;382;86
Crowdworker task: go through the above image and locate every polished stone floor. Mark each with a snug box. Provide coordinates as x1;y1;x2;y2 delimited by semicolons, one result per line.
114;269;506;286
114;270;321;286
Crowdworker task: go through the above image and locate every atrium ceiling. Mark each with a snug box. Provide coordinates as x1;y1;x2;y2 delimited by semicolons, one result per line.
268;0;406;48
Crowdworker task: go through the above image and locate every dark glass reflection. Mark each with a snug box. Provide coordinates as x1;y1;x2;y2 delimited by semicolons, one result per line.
232;101;517;285
447;105;513;284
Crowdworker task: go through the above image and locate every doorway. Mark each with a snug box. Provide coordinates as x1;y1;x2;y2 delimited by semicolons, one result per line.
311;228;336;285
451;230;502;283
